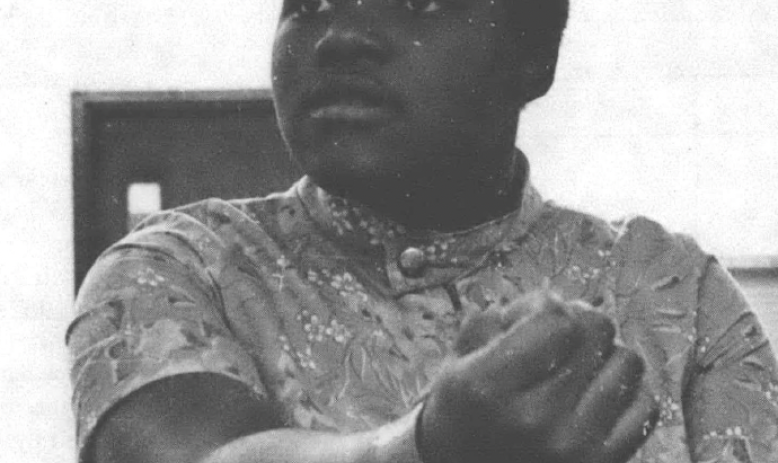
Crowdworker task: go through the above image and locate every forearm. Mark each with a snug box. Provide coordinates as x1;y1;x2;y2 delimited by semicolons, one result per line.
204;406;424;463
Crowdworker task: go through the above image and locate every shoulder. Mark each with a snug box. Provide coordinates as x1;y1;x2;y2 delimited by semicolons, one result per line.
120;180;309;253
535;201;710;270
525;202;713;316
79;181;309;299
606;215;711;293
139;181;303;234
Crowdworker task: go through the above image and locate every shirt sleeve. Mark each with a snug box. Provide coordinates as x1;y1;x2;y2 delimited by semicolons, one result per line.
66;211;267;461
687;258;778;462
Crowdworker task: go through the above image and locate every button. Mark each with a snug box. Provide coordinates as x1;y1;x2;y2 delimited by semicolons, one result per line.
399;247;426;277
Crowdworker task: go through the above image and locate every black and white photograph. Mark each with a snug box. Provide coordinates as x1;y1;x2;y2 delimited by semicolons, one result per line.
1;1;777;462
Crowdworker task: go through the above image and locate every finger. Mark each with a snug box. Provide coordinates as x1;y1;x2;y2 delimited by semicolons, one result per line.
545;347;645;457
502;364;585;438
538;310;616;393
505;316;618;431
476;303;615;395
464;303;584;393
455;291;563;356
501;290;564;327
492;311;616;441
455;310;509;356
575;310;618;369
575;347;645;430
596;387;660;463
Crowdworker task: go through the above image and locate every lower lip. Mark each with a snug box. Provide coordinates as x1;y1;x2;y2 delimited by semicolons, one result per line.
309;103;395;123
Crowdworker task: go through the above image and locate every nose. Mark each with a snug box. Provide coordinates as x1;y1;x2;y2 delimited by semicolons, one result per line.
315;17;390;70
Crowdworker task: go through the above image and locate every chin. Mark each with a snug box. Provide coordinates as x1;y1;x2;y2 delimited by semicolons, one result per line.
293;131;402;173
307;160;392;194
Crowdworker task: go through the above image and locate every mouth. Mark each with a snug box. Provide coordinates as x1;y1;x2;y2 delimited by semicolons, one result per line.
302;79;401;125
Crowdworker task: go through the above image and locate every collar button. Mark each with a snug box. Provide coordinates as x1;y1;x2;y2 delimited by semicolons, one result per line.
398;247;426;278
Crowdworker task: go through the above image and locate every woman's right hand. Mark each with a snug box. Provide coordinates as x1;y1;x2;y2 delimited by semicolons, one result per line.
417;292;659;463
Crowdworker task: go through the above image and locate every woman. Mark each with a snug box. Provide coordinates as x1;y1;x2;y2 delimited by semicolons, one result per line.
68;1;778;462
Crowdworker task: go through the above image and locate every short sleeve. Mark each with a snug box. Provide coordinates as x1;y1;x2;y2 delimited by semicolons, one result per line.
66;212;267;460
687;259;778;462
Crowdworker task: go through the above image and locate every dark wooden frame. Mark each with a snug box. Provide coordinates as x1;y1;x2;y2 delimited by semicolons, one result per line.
71;90;279;290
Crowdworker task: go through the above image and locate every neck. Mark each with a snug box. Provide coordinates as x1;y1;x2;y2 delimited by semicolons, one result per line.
317;148;527;233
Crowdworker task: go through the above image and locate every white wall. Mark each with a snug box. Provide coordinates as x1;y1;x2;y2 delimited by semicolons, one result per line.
0;1;776;462
0;2;281;462
528;0;778;258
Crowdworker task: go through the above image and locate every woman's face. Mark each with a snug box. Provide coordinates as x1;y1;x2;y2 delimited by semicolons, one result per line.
272;0;526;194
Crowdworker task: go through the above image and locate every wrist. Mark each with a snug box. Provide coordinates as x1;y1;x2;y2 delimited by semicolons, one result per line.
370;404;425;463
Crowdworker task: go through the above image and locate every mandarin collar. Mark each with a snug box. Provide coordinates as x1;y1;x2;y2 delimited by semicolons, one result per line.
294;151;545;294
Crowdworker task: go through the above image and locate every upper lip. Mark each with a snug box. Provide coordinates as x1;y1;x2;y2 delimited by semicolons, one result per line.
300;77;402;113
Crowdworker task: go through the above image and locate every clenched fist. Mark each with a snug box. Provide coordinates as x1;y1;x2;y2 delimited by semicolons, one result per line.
418;291;659;463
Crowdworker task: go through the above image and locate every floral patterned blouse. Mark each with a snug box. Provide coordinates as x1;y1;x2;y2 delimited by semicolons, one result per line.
68;166;778;462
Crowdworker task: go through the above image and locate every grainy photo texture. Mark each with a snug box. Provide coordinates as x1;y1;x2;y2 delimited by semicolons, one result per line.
1;1;777;463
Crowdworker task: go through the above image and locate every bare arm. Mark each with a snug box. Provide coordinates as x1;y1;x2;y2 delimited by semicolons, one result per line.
90;374;421;463
203;414;420;463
